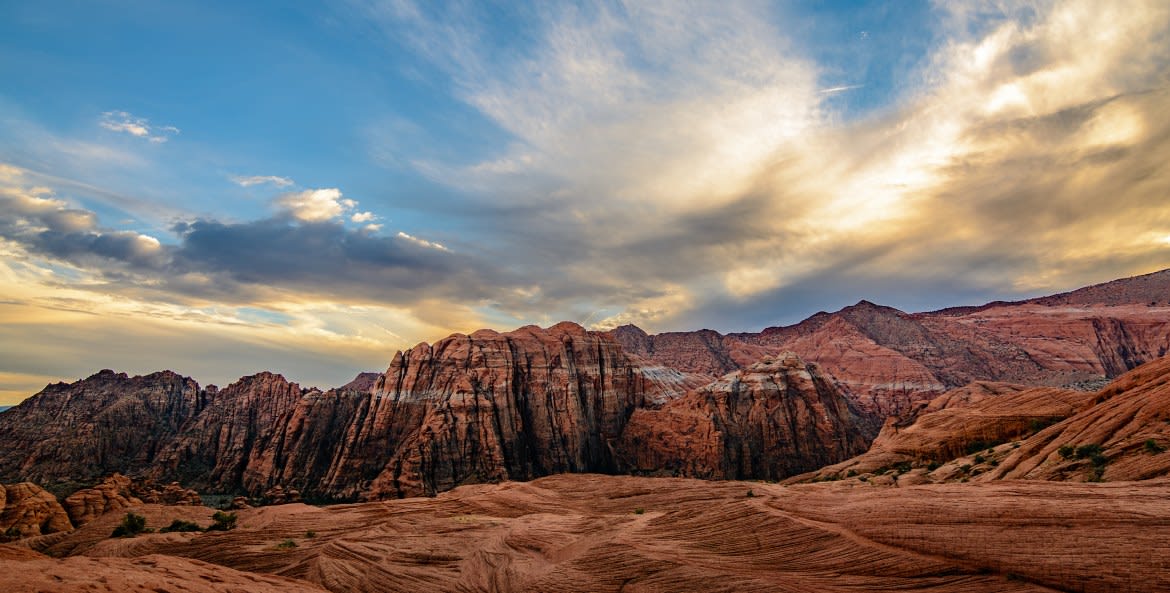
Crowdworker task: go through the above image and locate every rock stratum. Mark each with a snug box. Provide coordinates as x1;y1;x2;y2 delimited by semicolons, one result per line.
6;474;1168;593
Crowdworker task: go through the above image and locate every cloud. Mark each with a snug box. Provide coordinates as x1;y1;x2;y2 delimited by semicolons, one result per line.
274;188;352;222
99;111;180;143
231;175;294;188
354;0;1170;332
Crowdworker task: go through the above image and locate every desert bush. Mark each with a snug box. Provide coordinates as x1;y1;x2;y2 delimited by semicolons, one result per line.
633;508;645;515
276;539;298;549
1058;445;1075;459
206;511;238;531
111;513;148;538
1145;439;1166;454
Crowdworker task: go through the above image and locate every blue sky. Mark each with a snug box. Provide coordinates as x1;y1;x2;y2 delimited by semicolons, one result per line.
2;0;1169;402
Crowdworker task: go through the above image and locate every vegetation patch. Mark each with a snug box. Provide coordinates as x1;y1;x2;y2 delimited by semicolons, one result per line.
1145;439;1166;454
206;511;238;531
111;513;150;538
160;519;203;533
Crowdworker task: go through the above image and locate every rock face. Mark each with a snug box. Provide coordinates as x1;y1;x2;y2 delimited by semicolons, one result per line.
617;354;869;480
0;370;207;485
330;322;709;498
150;372;305;492
0;482;72;539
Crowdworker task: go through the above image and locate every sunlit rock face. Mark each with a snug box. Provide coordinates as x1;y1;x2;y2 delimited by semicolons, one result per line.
617;353;870;480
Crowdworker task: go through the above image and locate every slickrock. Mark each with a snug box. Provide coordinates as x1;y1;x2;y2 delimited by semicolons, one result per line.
0;369;206;485
52;474;1168;593
617;353;870;480
800;382;1093;481
989;353;1170;482
0;482;72;539
0;552;329;593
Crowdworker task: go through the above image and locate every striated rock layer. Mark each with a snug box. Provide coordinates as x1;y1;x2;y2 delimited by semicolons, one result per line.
34;474;1169;593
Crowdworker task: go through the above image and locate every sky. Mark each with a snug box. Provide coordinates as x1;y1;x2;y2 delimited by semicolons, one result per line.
2;0;1169;404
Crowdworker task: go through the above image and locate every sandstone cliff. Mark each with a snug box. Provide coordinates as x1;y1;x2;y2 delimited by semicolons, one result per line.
617;353;869;480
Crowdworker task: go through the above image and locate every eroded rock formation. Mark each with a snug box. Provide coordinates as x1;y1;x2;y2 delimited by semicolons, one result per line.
617;354;869;480
0;482;72;539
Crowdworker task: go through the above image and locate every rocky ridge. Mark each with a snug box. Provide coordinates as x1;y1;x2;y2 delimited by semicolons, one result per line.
614;268;1170;420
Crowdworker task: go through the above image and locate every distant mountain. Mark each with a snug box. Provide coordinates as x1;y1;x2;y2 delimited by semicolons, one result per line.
0;406;10;413
613;268;1170;421
1;268;1169;500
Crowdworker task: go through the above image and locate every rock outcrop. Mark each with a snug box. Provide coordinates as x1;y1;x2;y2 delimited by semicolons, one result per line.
617;353;869;480
0;482;72;539
62;474;140;527
63;474;201;526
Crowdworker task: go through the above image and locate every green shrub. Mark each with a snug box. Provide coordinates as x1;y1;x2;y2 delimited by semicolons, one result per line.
1145;439;1166;454
633;508;645;515
111;513;148;538
746;489;755;498
206;511;237;531
973;454;985;464
276;539;298;549
1058;445;1075;459
926;460;941;471
3;526;21;538
959;464;972;474
305;530;317;538
159;519;203;533
846;469;857;477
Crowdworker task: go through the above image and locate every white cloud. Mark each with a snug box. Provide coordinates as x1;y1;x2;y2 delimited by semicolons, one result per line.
231;175;294;188
351;211;376;223
99;111;180;143
274;188;351;222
